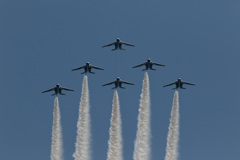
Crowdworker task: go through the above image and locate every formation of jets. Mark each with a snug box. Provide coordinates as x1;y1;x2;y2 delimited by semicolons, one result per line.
42;38;195;96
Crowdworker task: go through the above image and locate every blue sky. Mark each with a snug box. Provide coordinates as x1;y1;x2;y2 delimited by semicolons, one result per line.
0;0;240;159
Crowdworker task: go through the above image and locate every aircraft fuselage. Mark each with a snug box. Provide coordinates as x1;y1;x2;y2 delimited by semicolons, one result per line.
54;85;62;95
176;79;184;89
114;42;123;49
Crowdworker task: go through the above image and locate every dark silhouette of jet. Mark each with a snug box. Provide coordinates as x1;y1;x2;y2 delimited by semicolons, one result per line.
102;77;134;89
102;38;135;51
163;78;195;90
72;62;104;74
42;84;74;96
133;58;165;71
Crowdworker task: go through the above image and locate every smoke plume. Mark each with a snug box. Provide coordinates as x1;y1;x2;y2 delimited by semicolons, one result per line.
107;90;123;160
73;75;91;160
133;72;151;160
51;97;63;160
164;91;180;160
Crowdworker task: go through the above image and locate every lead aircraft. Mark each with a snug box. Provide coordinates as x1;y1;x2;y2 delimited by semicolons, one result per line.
163;78;195;90
102;77;134;89
102;38;135;51
42;84;74;96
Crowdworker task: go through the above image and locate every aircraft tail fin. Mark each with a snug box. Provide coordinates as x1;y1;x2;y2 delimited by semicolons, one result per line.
89;71;95;74
120;86;126;89
172;88;178;90
142;69;147;71
52;94;56;96
150;68;156;71
112;48;117;51
112;87;117;89
60;93;66;95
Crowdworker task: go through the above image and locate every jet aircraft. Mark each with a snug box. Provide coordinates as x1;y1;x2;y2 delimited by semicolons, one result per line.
102;38;135;51
133;58;165;71
102;77;134;89
42;84;74;96
163;78;195;90
72;62;104;74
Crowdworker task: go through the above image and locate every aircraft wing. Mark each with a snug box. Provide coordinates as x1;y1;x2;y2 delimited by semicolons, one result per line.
182;81;195;86
163;81;176;87
102;81;115;86
42;87;55;93
121;42;135;47
133;62;146;68
90;65;104;70
61;87;74;91
152;62;165;66
72;65;85;71
121;80;134;85
102;42;115;48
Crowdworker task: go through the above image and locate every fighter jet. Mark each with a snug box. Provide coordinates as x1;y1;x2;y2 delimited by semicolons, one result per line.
163;78;195;90
133;58;165;71
102;38;135;51
102;77;134;89
42;84;74;96
72;62;104;74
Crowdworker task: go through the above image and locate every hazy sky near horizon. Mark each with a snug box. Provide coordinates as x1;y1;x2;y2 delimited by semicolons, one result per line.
0;0;240;160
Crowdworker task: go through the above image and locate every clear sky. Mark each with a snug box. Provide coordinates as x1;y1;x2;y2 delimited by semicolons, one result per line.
0;0;240;160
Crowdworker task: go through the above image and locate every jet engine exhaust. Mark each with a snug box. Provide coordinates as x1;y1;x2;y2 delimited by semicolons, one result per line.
73;75;91;160
51;97;63;160
107;90;123;160
164;91;180;160
133;72;151;160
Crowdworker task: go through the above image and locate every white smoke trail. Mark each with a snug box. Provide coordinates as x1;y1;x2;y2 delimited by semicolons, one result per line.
164;91;180;160
51;97;63;160
73;75;91;160
133;72;151;160
107;90;123;160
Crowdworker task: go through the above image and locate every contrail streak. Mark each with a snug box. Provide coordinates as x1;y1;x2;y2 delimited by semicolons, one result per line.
133;72;151;160
73;75;91;160
51;97;63;160
107;90;123;160
164;91;180;160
